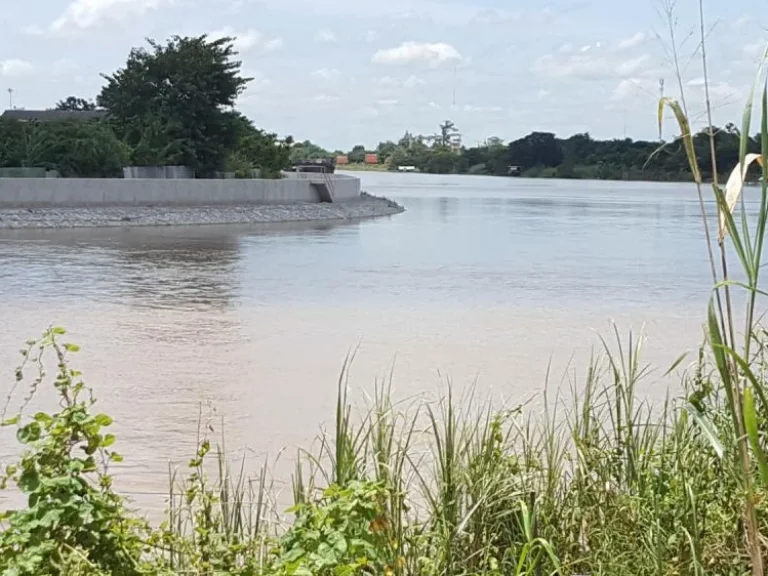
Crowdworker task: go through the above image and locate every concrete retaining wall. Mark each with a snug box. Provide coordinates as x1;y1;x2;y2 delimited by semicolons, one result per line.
0;174;361;207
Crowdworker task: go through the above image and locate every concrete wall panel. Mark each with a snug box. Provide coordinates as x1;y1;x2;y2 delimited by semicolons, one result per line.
0;175;361;207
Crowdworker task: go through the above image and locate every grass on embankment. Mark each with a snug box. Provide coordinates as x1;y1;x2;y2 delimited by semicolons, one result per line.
337;163;391;172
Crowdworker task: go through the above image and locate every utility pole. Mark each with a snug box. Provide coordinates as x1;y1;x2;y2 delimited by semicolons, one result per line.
623;109;628;139
7;88;13;110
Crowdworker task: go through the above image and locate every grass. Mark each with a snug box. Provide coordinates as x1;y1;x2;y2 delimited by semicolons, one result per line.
337;162;392;172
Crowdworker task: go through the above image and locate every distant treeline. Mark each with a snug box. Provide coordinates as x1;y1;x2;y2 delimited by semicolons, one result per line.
292;121;752;181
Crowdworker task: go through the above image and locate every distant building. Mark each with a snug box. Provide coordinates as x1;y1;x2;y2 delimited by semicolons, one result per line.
364;153;378;164
336;155;349;165
448;133;462;154
0;109;108;122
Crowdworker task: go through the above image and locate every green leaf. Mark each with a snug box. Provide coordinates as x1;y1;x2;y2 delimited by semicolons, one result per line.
19;469;39;492
684;402;724;458
109;452;124;463
101;434;116;448
33;413;52;425
16;422;41;444
744;387;768;485
93;414;113;427
52;327;67;335
2;415;20;427
63;343;80;353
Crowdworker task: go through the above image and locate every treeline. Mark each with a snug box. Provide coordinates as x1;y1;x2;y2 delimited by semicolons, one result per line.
0;36;292;178
296;120;751;181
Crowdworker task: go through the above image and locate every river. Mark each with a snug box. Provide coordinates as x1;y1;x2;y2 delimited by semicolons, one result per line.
0;173;731;511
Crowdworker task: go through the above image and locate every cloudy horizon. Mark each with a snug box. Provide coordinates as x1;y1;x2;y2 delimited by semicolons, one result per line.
1;0;766;149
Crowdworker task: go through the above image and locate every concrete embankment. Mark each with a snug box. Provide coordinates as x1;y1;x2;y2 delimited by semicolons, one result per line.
0;194;404;229
0;173;404;229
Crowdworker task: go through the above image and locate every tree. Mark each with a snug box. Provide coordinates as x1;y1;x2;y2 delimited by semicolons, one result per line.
226;112;291;178
508;132;563;169
290;140;331;162
436;120;458;147
348;144;366;163
55;96;97;111
375;141;397;163
98;35;250;176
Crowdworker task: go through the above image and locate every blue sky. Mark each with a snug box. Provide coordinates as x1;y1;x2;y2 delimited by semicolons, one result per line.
1;0;767;149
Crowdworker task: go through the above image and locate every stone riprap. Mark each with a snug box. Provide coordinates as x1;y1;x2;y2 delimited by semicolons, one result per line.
0;194;404;229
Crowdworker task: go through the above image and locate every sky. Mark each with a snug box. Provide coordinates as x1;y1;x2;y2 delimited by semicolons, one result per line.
1;0;767;149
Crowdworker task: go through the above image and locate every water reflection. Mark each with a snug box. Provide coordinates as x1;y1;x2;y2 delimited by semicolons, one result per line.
0;220;361;310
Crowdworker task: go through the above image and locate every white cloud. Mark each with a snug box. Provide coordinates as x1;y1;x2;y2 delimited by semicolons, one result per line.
51;58;79;77
579;45;591;53
376;76;397;86
616;32;646;51
611;77;658;102
611;78;640;101
263;38;284;52
534;49;655;81
312;68;340;81
373;41;461;66
1;59;35;77
559;43;573;53
356;106;380;118
242;71;271;92
50;0;172;32
463;104;503;113
315;29;337;43
313;94;339;102
615;54;650;76
376;75;425;88
364;30;378;43
537;89;550;100
21;24;45;36
427;101;441;109
211;27;261;52
534;54;611;80
403;75;425;88
743;41;766;59
209;27;283;54
377;99;398;106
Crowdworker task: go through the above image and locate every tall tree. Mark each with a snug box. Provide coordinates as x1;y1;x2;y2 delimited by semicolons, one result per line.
437;120;458;147
98;35;250;176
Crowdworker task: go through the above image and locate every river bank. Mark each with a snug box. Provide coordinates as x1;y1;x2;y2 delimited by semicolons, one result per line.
0;193;403;229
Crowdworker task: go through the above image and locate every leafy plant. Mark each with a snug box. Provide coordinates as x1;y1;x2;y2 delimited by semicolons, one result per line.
273;480;395;576
0;328;148;576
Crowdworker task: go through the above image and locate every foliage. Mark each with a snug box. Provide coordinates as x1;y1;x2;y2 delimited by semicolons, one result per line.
290;140;332;163
226;112;291;178
0;119;128;177
55;97;97;111
273;481;395;576
0;328;148;576
98;35;250;176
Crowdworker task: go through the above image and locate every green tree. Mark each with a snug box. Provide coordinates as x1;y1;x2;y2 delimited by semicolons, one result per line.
98;35;250;177
290;140;331;162
227;113;291;178
55;96;97;111
436;120;458;147
348;144;366;163
375;140;397;163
